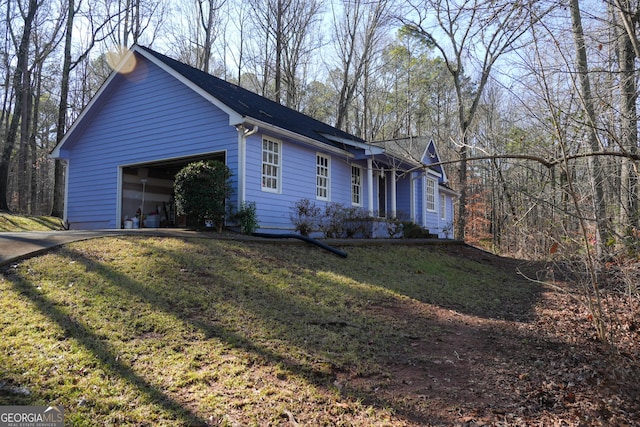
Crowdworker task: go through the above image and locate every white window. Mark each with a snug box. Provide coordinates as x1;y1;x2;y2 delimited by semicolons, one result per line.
440;193;446;219
426;178;436;211
316;154;330;200
262;137;281;192
351;166;362;206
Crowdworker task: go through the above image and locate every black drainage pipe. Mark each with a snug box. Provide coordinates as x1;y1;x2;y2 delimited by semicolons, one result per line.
251;233;348;258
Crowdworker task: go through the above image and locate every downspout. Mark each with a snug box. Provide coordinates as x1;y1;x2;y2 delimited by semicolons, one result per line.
237;124;258;210
367;157;374;216
422;176;427;227
390;167;397;219
63;159;69;228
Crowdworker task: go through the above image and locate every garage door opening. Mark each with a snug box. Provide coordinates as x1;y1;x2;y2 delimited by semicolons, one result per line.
120;152;226;228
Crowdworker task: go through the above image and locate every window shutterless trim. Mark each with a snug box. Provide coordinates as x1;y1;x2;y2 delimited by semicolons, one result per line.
316;153;330;201
261;137;282;193
351;165;362;206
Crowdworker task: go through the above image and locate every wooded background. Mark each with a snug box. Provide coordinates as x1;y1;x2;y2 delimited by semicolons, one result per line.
2;0;640;259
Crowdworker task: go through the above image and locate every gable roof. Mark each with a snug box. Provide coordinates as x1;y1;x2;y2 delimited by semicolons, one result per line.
135;46;365;150
51;45;367;158
372;136;448;183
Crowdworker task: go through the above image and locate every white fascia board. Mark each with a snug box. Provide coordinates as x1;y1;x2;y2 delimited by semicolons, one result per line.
421;138;448;183
50;46;242;159
134;46;243;125
243;117;353;157
320;133;385;156
439;185;460;197
426;167;443;179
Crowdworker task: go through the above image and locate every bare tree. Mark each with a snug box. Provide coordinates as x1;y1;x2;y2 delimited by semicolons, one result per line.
104;0;168;48
331;0;393;132
568;0;608;257
52;0;124;218
0;0;39;212
169;0;226;73
246;0;324;107
400;0;537;240
197;0;226;73
609;0;639;229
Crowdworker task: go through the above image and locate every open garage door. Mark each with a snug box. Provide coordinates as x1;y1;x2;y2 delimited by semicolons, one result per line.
120;152;226;228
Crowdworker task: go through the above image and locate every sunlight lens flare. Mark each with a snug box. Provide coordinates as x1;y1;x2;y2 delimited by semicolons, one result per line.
106;46;137;74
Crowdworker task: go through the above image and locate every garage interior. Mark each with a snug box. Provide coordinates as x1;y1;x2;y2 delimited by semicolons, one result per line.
121;152;225;228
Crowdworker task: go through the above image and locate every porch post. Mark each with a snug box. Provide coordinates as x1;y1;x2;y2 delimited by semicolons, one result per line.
422;175;427;227
390;167;397;219
410;173;416;223
367;158;374;216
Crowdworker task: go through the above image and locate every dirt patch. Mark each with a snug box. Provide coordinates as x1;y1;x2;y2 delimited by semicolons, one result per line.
337;247;640;426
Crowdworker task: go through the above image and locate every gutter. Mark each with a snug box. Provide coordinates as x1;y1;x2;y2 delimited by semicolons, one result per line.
237;124;259;209
238;117;354;158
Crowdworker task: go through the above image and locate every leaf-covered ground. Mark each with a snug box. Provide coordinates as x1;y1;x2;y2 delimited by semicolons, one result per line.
0;236;638;426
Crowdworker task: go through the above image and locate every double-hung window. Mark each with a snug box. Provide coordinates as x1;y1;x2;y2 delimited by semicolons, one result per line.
351;166;362;206
316;154;330;200
426;178;436;211
262;137;281;192
440;194;446;219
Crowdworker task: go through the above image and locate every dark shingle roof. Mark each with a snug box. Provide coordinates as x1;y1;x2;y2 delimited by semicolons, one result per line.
138;46;364;149
372;136;446;180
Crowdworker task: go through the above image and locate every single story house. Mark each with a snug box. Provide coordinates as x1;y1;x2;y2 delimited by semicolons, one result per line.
50;45;456;238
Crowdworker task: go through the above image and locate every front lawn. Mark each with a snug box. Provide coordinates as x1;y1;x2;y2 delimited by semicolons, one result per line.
0;212;64;232
1;237;638;425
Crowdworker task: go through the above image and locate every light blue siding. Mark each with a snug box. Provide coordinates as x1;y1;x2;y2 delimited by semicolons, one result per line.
395;174;412;219
64;54;238;229
61;50;455;236
413;172;424;224
243;133;368;231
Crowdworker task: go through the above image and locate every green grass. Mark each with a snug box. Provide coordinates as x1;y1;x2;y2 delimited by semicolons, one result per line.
0;213;64;231
0;237;539;425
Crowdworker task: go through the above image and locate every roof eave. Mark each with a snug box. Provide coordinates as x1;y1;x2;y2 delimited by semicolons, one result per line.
320;133;383;156
242;117;354;157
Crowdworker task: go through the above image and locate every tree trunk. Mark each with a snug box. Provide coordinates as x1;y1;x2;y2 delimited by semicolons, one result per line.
569;0;608;257
614;0;638;228
0;0;38;211
17;64;31;213
52;0;75;218
274;0;283;104
29;62;42;214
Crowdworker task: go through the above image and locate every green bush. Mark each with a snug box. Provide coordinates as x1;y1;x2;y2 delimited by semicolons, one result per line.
173;160;233;231
401;221;431;238
234;201;259;235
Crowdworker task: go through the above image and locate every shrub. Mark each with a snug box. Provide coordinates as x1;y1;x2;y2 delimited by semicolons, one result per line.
290;199;320;236
173;160;233;231
319;202;347;238
385;217;403;238
234;201;259;235
402;221;431;238
344;206;373;238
